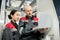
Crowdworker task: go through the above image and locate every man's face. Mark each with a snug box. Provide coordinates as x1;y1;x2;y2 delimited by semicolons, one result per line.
24;6;32;17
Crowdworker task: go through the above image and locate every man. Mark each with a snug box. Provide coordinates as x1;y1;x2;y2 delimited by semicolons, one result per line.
19;5;40;40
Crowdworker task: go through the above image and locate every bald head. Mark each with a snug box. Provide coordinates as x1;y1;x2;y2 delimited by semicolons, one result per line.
24;5;32;17
24;5;32;10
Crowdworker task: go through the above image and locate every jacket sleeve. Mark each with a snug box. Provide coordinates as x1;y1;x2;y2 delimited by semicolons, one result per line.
33;17;38;26
19;20;25;27
19;17;26;27
2;28;13;40
5;22;15;29
33;22;38;26
18;20;25;34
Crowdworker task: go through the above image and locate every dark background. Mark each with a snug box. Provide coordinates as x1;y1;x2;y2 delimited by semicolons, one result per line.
0;0;2;12
0;0;2;9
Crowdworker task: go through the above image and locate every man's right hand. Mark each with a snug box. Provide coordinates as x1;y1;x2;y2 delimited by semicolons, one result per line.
39;28;48;33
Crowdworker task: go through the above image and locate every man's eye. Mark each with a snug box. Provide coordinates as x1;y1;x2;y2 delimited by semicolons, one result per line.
17;14;19;16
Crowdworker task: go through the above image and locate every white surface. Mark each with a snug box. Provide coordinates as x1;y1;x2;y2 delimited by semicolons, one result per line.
37;0;59;40
42;35;51;40
38;13;51;28
11;1;21;7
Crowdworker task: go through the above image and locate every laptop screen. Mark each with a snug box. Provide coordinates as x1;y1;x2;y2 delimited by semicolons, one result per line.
38;13;52;29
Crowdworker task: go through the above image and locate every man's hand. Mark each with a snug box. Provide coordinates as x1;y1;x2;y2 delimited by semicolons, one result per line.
32;27;48;33
39;28;48;33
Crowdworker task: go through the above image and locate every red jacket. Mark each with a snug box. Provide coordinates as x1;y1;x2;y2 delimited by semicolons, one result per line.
5;22;15;29
20;16;38;22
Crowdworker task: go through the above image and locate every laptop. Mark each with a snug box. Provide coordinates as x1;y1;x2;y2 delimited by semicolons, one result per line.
32;13;52;31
